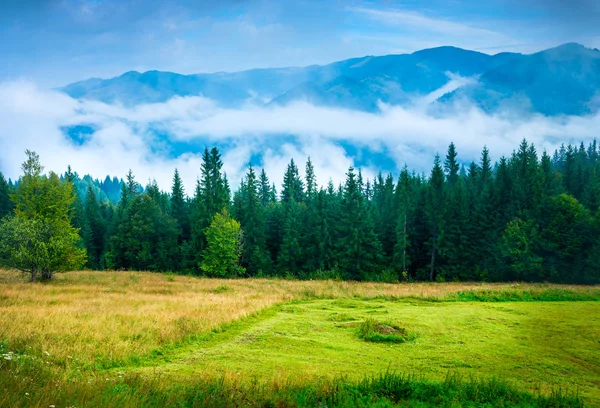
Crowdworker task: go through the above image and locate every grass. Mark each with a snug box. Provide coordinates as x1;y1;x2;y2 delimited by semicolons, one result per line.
0;269;599;407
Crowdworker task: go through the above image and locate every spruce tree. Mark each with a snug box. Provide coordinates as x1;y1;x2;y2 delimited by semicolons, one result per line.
259;168;272;207
0;172;13;218
337;166;382;280
237;165;270;275
281;159;304;203
170;169;190;241
83;186;106;269
425;155;445;281
278;199;304;276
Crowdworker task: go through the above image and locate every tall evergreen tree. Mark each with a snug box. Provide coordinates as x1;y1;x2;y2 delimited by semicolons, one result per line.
170;169;190;241
305;157;317;201
0;172;13;218
237;165;270;275
425;155;445;281
259;169;272;207
337;166;382;280
278;199;304;275
281;159;304;203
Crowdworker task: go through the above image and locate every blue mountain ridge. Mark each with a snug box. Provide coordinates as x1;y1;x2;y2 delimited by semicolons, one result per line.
60;43;600;117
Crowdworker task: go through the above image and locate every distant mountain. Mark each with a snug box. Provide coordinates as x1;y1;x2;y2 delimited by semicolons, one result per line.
60;43;600;116
441;43;600;115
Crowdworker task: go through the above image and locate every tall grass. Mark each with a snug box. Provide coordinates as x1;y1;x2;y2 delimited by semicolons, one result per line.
448;287;600;302
0;356;583;408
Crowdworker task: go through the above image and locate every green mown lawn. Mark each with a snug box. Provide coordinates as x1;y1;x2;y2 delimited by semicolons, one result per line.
135;299;600;405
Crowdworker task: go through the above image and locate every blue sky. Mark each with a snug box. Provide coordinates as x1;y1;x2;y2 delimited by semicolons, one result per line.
1;0;599;87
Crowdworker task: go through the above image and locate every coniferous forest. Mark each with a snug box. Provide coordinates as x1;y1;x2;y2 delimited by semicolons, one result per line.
2;139;600;284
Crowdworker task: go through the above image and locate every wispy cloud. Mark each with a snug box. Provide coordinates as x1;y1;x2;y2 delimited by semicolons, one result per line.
349;6;502;38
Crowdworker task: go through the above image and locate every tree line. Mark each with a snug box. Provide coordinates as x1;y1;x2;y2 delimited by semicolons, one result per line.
1;139;600;283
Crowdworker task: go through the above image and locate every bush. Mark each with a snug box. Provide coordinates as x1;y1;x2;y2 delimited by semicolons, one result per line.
357;318;416;343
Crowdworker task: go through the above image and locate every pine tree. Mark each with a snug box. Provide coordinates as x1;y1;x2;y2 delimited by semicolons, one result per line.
305;157;317;201
281;159;304;203
444;142;460;186
337;166;382;280
170;169;190;241
105;193;178;271
188;147;229;270
440;143;469;280
64;165;86;232
425;155;445;281
278;199;304;275
259;169;272;207
0;172;14;218
393;166;414;276
83;186;106;269
237;165;270;275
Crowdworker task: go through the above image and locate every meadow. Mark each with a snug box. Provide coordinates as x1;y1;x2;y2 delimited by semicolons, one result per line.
1;270;599;407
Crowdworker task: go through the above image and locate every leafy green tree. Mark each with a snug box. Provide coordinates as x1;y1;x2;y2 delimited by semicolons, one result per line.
0;151;86;281
201;209;244;277
499;218;543;281
539;194;591;281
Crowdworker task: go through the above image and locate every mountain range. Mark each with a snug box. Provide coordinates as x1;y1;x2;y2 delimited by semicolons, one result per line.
60;43;600;116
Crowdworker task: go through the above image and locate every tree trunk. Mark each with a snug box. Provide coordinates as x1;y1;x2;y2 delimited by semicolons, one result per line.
41;269;53;281
30;268;36;283
430;240;436;282
403;213;407;273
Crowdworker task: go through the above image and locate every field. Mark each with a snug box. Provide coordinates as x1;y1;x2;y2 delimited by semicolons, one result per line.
1;270;599;407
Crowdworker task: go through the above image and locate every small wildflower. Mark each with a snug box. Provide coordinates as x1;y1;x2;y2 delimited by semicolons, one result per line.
25;393;29;396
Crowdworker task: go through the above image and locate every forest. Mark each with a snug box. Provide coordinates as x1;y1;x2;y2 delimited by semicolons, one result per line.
1;139;600;284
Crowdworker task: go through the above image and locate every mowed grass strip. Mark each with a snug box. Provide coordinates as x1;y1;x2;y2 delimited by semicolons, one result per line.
135;298;600;405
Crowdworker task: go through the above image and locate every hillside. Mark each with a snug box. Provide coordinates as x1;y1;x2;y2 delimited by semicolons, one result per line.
59;43;600;116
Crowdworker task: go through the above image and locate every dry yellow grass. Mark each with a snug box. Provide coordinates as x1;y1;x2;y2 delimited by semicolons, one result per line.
0;269;596;368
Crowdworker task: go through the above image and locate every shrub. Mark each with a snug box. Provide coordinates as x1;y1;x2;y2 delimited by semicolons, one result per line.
357;318;416;343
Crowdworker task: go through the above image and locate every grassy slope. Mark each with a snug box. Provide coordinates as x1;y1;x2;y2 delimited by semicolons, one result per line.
1;270;599;407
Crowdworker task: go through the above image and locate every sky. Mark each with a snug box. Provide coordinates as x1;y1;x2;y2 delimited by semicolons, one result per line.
1;0;599;87
0;0;599;192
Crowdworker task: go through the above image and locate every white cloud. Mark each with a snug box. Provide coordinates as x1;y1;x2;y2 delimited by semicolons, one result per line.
1;79;599;197
349;7;503;39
